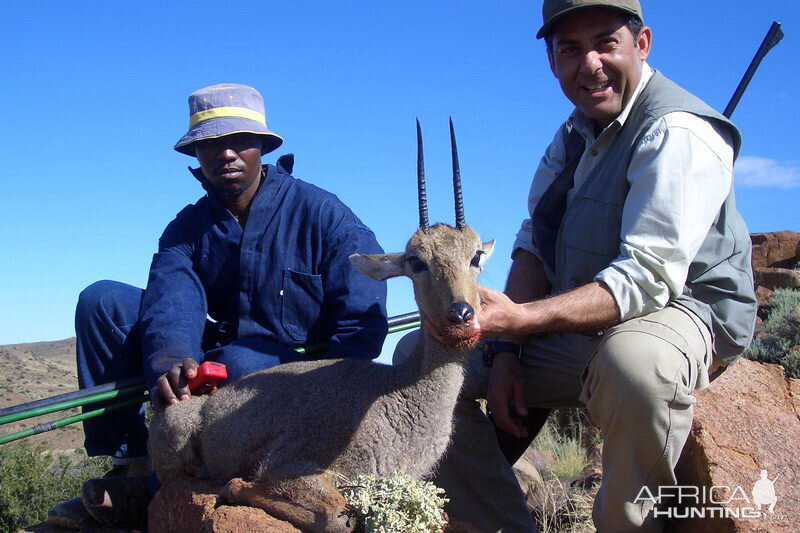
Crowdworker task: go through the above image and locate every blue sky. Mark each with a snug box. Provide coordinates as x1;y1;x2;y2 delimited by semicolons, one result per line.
1;1;798;363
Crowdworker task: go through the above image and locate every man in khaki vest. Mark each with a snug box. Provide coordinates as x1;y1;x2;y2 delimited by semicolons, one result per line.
397;1;756;531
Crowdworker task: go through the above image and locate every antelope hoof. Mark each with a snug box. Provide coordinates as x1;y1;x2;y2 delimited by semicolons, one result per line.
219;477;253;503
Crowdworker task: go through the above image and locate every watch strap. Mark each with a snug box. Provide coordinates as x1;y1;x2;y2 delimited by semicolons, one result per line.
482;340;523;367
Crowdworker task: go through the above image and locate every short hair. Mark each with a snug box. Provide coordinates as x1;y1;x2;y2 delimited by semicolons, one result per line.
544;14;644;53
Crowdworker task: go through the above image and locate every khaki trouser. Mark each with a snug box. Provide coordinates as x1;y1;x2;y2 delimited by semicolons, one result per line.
394;304;713;533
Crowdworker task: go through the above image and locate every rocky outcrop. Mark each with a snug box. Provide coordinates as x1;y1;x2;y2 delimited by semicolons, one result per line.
671;359;800;532
751;232;800;302
754;268;800;292
749;232;799;337
751;232;800;270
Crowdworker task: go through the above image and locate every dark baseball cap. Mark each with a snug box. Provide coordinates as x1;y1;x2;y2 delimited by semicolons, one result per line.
536;0;643;39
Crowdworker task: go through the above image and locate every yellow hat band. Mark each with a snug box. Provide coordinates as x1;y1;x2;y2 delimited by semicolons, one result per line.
189;106;267;128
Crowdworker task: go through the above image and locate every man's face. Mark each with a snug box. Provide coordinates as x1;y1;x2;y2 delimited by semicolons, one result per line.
547;8;652;129
194;133;263;199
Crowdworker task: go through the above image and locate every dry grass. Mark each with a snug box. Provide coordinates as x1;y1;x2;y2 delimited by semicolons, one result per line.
528;481;596;533
525;409;600;533
0;338;85;452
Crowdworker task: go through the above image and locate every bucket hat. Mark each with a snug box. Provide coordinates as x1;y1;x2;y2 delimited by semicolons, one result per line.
174;83;284;156
536;0;643;39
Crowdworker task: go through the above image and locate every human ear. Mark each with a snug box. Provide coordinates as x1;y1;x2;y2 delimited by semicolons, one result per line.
637;26;652;60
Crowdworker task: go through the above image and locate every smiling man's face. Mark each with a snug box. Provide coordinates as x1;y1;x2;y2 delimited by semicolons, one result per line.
547;8;651;129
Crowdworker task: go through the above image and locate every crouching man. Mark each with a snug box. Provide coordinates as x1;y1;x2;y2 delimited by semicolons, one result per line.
404;1;757;531
51;83;388;529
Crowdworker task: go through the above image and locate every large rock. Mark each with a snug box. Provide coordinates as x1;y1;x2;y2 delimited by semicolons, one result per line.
751;232;800;270
203;506;302;533
513;447;546;494
147;478;300;533
754;267;800;292
671;359;800;532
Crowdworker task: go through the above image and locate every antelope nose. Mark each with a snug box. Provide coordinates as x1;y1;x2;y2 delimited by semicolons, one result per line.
447;302;474;324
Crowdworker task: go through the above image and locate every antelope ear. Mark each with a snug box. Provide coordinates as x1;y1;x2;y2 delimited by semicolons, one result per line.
481;240;496;259
350;253;405;281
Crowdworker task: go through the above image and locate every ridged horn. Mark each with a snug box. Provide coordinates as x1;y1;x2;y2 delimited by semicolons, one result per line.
416;118;429;233
450;117;465;229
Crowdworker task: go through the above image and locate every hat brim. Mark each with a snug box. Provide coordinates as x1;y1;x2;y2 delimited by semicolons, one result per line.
174;116;284;156
536;4;640;39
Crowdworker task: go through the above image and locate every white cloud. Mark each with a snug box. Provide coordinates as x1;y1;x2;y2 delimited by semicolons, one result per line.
735;156;800;189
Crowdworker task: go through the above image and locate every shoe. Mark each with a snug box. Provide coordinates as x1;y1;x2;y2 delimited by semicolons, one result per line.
81;475;151;529
47;497;100;530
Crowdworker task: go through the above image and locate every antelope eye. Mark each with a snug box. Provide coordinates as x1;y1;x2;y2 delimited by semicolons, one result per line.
470;252;484;268
407;256;428;274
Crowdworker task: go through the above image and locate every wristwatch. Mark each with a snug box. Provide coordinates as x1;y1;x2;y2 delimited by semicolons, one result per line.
482;340;523;367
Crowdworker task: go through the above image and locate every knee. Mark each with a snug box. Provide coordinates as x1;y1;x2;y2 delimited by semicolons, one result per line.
585;331;688;408
77;281;120;314
76;280;141;330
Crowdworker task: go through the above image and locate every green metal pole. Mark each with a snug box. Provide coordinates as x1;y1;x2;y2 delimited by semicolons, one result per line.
0;394;148;446
0;384;144;426
388;320;420;335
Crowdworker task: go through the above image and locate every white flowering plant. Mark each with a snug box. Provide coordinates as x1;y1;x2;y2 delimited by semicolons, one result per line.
338;471;449;533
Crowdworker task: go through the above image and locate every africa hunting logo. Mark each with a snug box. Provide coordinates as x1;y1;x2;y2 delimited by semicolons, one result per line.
635;469;786;520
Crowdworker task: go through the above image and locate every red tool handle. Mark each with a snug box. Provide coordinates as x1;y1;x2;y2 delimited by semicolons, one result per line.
187;361;228;393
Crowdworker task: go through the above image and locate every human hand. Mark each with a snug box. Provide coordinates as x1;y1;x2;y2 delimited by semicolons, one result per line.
477;285;520;338
150;358;199;412
486;353;528;438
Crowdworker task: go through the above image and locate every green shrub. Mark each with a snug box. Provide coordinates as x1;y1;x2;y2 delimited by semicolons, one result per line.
0;442;108;532
533;410;597;480
534;422;590;480
338;471;448;533
745;289;800;378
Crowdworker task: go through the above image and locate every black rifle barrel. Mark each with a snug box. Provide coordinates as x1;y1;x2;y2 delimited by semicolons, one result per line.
388;311;421;327
723;21;783;118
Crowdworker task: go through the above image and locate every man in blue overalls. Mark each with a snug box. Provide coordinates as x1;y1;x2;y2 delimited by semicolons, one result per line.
53;83;388;528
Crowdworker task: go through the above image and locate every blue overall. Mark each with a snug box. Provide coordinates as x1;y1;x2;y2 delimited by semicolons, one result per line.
76;156;388;458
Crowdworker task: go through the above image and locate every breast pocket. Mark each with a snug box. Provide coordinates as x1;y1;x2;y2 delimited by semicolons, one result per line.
561;198;623;258
281;269;324;342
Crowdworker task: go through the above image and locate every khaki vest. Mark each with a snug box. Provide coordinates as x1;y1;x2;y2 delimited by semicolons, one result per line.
533;71;756;363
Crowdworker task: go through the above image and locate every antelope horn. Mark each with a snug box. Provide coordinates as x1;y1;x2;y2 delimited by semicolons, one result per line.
416;118;429;233
450;117;465;229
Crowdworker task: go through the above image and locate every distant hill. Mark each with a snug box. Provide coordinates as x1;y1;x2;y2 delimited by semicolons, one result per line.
0;338;85;452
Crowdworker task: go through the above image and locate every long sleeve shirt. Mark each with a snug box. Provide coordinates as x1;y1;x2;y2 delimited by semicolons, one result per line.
139;158;388;384
513;64;736;321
